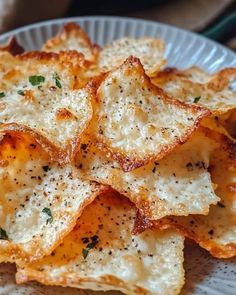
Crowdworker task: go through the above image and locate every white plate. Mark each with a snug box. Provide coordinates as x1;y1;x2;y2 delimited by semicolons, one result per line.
0;16;235;295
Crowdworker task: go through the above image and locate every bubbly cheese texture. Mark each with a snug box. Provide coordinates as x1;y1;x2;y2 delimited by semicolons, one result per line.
92;57;210;171
152;67;236;115
0;132;104;265
0;51;93;162
42;23;99;62
99;36;166;76
16;191;185;295
76;128;219;220
151;138;236;258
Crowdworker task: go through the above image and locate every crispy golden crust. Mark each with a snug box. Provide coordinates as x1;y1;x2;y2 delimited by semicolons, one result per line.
0;186;104;266
152;66;236;116
16;191;185;295
76;127;220;220
98;36;166;76
0;50;95;164
135;218;236;259
0;37;24;55
153;66;236;86
0;131;106;265
0;124;65;164
17;50;88;69
16;270;149;294
91;56;211;172
42;22;100;63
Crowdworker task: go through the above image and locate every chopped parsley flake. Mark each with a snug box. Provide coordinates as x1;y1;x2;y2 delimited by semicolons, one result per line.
17;90;25;96
0;92;5;98
42;207;53;224
82;248;89;259
53;72;62;88
193;96;201;103
29;75;45;86
0;228;8;240
82;235;99;259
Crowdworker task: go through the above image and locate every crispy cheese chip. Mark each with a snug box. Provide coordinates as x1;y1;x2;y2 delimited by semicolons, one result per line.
0;263;91;295
224;108;236;139
200;116;234;140
99;36;166;76
152;67;236;116
0;37;24;55
159;66;212;84
16;191;185;295
137;137;236;258
76;128;219;219
0;51;93;163
0;132;105;265
91;57;210;171
42;23;100;63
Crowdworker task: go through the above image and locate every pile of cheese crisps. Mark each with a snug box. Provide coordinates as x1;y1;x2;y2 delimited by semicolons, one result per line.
0;23;235;295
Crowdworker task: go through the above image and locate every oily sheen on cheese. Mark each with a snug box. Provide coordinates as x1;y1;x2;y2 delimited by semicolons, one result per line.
16;191;185;295
0;51;93;163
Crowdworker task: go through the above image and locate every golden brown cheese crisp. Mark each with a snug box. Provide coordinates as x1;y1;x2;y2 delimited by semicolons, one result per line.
152;67;236;116
0;51;94;163
99;36;166;76
90;56;211;171
42;22;100;63
76;128;219;220
135;136;236;258
0;132;105;265
16;191;185;295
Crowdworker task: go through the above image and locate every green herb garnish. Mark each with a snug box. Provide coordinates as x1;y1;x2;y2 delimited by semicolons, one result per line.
42;207;53;224
0;92;5;98
17;90;25;96
193;96;201;103
82;235;99;259
82;248;89;259
29;75;45;86
53;72;62;89
0;228;8;240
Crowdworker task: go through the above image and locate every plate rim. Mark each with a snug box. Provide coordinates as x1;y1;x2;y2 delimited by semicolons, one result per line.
0;15;235;59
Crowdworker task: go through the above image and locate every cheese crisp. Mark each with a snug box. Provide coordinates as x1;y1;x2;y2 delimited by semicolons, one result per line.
16;191;185;295
43;23;100;63
99;36;166;76
91;57;210;171
77;128;219;219
0;132;104;265
136;136;236;258
152;67;236;115
0;51;93;163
